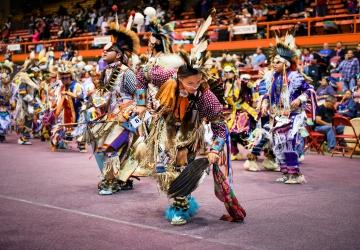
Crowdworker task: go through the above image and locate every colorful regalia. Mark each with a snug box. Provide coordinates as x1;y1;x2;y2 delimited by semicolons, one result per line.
13;63;41;145
224;67;258;160
51;64;83;150
81;22;142;195
255;34;316;184
134;19;178;176
0;61;15;142
243;70;280;172
136;11;246;225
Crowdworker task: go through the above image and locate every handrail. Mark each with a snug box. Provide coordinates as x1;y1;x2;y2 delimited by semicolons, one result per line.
5;13;360;56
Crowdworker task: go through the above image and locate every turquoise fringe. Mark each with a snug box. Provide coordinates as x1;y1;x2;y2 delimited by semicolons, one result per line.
164;196;199;222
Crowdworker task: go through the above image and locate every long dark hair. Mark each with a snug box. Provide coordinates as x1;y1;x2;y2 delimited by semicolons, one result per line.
177;65;201;79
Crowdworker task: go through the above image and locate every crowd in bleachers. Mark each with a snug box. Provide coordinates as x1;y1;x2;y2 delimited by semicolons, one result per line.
1;0;359;44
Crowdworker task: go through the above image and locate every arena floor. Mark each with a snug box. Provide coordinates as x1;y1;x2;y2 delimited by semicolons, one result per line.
0;134;359;250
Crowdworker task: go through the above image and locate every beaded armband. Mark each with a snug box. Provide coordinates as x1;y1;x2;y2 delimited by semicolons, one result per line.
211;136;225;152
136;89;146;106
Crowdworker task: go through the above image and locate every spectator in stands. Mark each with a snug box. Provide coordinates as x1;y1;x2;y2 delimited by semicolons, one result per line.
305;56;322;88
330;42;346;68
87;9;98;33
319;42;334;65
251;47;266;70
301;48;313;68
314;95;344;151
294;22;307;36
61;16;71;38
238;8;253;25
316;76;336;105
354;43;360;62
346;0;358;14
353;74;360;117
1;18;11;42
316;0;327;17
32;29;40;43
101;16;108;36
69;21;78;38
336;50;360;91
15;36;23;43
337;90;357;118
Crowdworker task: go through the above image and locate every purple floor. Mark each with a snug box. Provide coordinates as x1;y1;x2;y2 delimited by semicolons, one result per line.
1;134;360;250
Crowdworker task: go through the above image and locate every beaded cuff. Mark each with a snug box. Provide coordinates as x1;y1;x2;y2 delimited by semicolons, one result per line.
136;89;146;106
211;136;225;152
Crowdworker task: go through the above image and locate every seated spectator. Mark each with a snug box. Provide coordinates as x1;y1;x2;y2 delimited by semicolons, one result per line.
330;42;345;68
251;47;266;69
301;48;313;68
237;8;253;25
316;0;327;17
336;90;357;119
346;0;358;14
319;43;334;65
305;56;322;88
352;74;360;117
15;36;23;43
32;29;40;42
354;43;360;64
336;50;360;91
316;76;336;105
314;95;344;151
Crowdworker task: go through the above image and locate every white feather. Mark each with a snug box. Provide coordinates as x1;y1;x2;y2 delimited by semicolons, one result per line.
126;15;134;30
193;15;212;46
30;51;35;59
157;54;185;69
133;12;144;25
13;72;39;90
284;34;295;50
190;39;208;65
144;7;156;17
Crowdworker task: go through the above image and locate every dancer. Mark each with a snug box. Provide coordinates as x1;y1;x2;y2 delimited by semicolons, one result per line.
137;11;246;225
0;61;15;142
13;63;41;145
258;34;315;184
243;70;280;172
225;71;258;161
84;22;141;195
51;64;82;150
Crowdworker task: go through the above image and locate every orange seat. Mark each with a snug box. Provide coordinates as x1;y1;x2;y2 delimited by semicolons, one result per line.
306;129;326;155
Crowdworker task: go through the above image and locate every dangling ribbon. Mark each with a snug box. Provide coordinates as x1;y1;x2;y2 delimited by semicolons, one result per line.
174;96;189;121
212;163;246;222
225;127;233;186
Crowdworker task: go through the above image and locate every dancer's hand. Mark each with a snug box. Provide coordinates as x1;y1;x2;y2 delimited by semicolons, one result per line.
207;151;220;164
290;98;301;109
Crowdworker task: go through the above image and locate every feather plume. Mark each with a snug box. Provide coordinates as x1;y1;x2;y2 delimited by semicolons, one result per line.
144;7;156;18
190;39;209;67
193;9;214;45
157;54;185;69
126;15;134;30
13;72;39;90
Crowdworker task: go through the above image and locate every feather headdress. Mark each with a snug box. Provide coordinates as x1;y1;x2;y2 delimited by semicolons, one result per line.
220;54;237;73
107;22;140;55
188;8;215;69
149;20;175;54
268;33;296;65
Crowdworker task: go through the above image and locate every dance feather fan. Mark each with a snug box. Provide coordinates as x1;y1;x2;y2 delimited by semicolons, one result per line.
167;158;210;198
